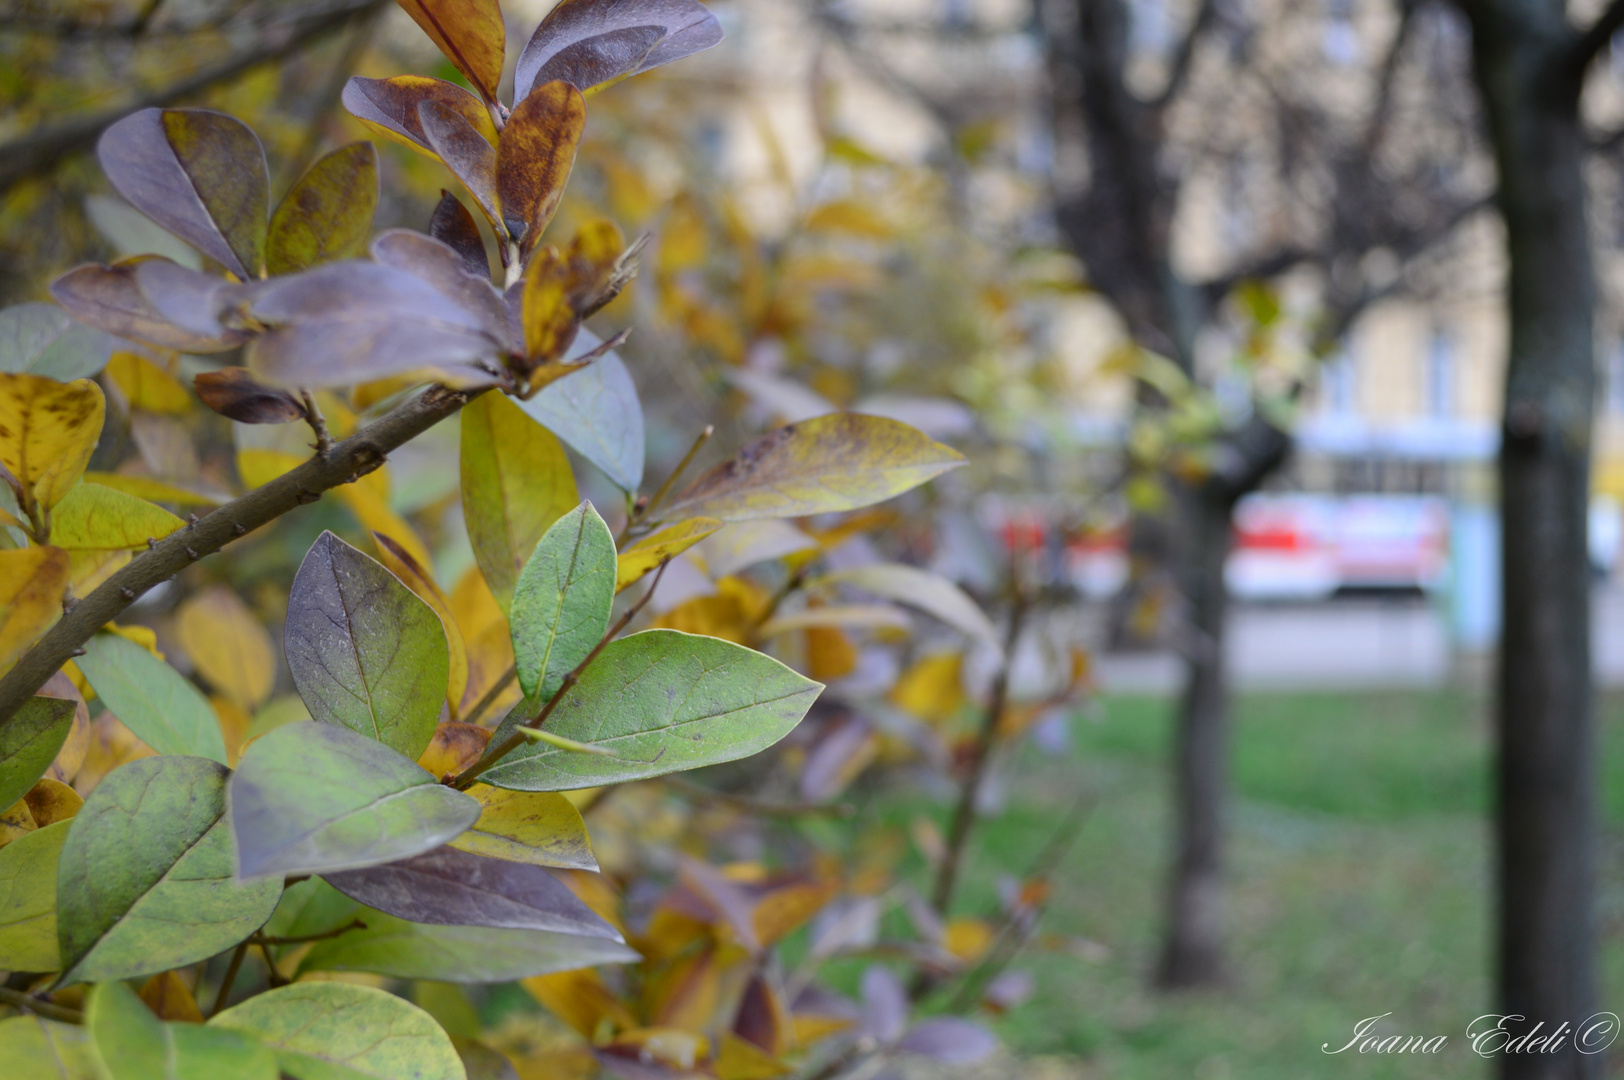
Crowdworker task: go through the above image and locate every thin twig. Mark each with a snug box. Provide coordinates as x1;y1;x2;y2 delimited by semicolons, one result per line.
0;987;84;1025
247;918;367;947
257;942;288;988
210;941;250;1017
451;559;671;789
299;389;332;458
620;424;713;541
0;384;485;730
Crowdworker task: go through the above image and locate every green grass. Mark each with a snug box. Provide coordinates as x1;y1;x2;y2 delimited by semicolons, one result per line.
841;689;1624;1078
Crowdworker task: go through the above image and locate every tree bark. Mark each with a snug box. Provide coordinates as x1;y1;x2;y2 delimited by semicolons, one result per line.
1459;3;1598;1076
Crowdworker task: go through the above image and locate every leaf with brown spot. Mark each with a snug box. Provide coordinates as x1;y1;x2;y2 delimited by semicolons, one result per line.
394;0;507;105
520;245;578;363
341;76;499;158
23;777;82;827
429;191;490;278
266;142;379;275
451;785;597;870
417;722;491;779
194;367;306;424
496;81;586;255
50;259;248;354
0;373;104;515
419;100;501;230
661;414;967;523
176;587;277;711
0;547;68;671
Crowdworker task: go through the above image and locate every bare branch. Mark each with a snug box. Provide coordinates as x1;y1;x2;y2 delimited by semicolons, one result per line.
1151;0;1218;110
1364;0;1419;152
0;383;485;730
1565;0;1624;81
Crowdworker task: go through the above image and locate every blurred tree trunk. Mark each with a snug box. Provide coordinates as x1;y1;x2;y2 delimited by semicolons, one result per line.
1456;2;1601;1074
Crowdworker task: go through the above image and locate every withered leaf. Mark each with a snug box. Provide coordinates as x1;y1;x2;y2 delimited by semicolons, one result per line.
418;100;501;230
266;142;379;275
516;0;724;99
394;0;507;105
51;260;246;353
495;81;586;255
429;191;490;278
342;75;499;157
194;367;306;424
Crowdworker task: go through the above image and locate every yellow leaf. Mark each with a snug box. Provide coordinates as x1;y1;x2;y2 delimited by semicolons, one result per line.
236;447;306;490
0;546;67;669
81;472;224;507
805;626;856;682
67;549;130;594
106;351;190;414
521;246;576;364
41;672;90;784
943;916;995;963
138;970;204;1023
176;586;275;710
0;374;104;517
48;482;185;550
890;653;965;722
459;393;578;611
106;622;163;659
754;881;835;948
661;414;965;524
650;577;770;645
657;197;708;274
211;695;251;767
335;480;433;573
394;0;506;104
803;199;895;239
417;722;490;780
616;517;721;592
72;713;156;798
714;1034;791;1080
373;531;468;715
0;799;34;846
23;777;82;827
450;784;596;870
522;968;636;1040
610;1028;710;1072
791;1013;853;1045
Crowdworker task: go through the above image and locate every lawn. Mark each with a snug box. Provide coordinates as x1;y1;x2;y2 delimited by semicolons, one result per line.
841;689;1624;1079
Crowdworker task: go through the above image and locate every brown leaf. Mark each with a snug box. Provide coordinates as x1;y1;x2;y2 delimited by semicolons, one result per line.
419;100;501;230
515;0;723;99
51;259;247;353
394;0;507;105
23;776;83;827
520;246;578;364
138;970;204;1023
430;191;490;278
496;81;586;256
342;76;499;158
194;367;307;423
417;722;491;779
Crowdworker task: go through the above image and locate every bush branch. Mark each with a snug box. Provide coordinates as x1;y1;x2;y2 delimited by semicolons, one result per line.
0;384;485;731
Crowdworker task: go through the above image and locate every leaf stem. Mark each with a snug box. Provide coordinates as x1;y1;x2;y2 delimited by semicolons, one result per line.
460;664;517;727
0;987;83;1025
620;424;712;541
298;389;333;458
451;559;671;789
0;384;487;731
247;918;368;947
210;940;250;1017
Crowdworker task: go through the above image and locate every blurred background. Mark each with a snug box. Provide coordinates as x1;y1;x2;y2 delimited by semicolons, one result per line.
6;0;1624;1075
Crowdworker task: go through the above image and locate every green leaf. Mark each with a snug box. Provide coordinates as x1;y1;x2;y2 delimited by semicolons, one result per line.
266;143;380;275
460;391;578;612
297;907;638;982
0;1015;98;1079
228;721;480;879
813;563;1002;655
210;982;466;1080
0;694;76;812
0;820;70;972
448;785;597;870
0;303;115;380
660;413;966;523
48;482;186;550
284;531;450;760
261;878;362;958
511;502;615;701
56;757;281;985
75;632;227;763
88;980;277;1080
481;629;822;791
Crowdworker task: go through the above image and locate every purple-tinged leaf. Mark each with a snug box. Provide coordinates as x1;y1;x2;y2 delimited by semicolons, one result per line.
323;845;621;937
429;191;490;278
860;965;908;1043
249;320;502;390
285;531;449;760
518;328;644;492
248;259;484;329
799;715;874;801
896;1018;997;1063
516;0;724;99
495;82;585;255
194;367;305;423
97;109;267;279
678;857;760;951
230;721;481;879
341;75;499;158
50;260;245;353
369;229;511;348
266;142;379;275
983;969;1034;1010
134;259;247;340
418;100;501;231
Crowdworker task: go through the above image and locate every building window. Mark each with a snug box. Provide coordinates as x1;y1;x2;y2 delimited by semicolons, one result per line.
1425;329;1455;418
